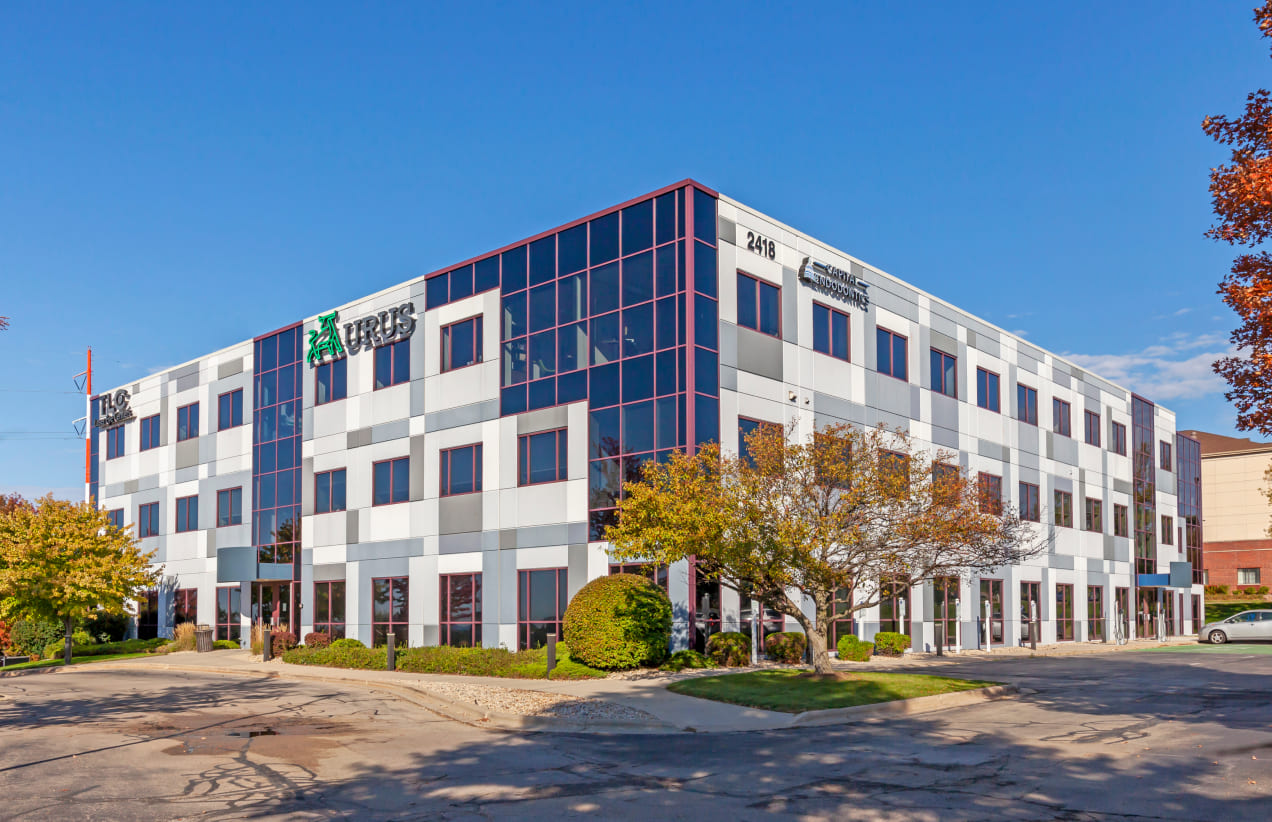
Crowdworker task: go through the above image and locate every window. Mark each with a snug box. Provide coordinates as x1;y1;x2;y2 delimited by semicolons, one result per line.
736;272;780;337
976;368;1000;412
977;472;1003;515
314;358;347;405
518;568;567;650
136;590;159;639
140;414;161;451
1055;584;1074;642
878;578;911;636
177;402;199;442
315;469;347;514
812;303;849;361
829;586;854;647
440;573;482;647
1160;440;1173;471
1114;503;1129;537
1239;568;1262;586
372;457;410;506
176;495;199;532
1161;514;1174;545
218;389;244;430
876;328;908;380
879;450;910;496
216;487;242;527
1054;490;1073;528
106;508;124;530
934;577;959;646
518;428;567;486
1085;497;1102;533
980;579;1004;645
138;502;159;537
174;588;198;626
106;425;125;459
1017;385;1038;425
374;338;411;389
1084;410;1100;447
738;417;780;467
1111;421;1127;456
442;315;484;372
1019;482;1040;522
930;349;956;398
1052;398;1071;437
609;562;670;592
932;462;959;505
216;586;241;641
371;577;408;647
440;444;483;496
313;580;345;639
1088;586;1105;642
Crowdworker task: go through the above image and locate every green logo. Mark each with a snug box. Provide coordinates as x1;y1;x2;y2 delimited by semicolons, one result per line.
307;311;345;365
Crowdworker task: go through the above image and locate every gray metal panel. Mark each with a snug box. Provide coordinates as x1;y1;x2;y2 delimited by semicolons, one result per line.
217;357;244;379
301;457;314;516
865;407;909;432
175;466;198;484
871;373;913;420
258;562;293;580
482;549;502;647
500;529;517;550
176;374;198;393
782;267;799;344
718;321;738;368
347;538;424;562
200;432;217;465
216;546;256;583
355;556;410;579
977;439;1008;462
735;326;782;381
313;562;345;582
1051;367;1071;389
347;427;371;450
1157;468;1175;491
1051;554;1074;570
930;424;958;449
1053;476;1073;493
516;522;588;549
499;549;518;624
160;395;169;446
717;216;736;246
1018;424;1039;455
410;434;426;502
439;494;483;535
930;328;958;355
439;532;482;554
813;392;865;425
103;482;126;497
175;439;199;469
517;405;569;435
721;365;738;392
424;399;500;433
568;543;589;600
124;479;140;494
870;282;920;321
1052;436;1078;466
372;418;410;444
138;474;160;491
1018;464;1041;485
302;407;313;442
346;509;359;544
1113;478;1132;495
411;378;427;417
1104;535;1118;562
168;362;199;382
930;394;959;432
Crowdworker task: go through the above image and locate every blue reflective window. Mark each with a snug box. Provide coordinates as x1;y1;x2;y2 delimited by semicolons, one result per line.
502;292;526;340
107;508;124;530
315;469;346;514
694;242;717;297
558;369;587;403
655;349;677;397
257;473;276;509
442;316;483;372
622;354;653;402
529;330;556;380
529;283;556;333
502;245;527;294
279;327;298;363
529;235;556;286
528;377;555;410
502;340;527;386
217;487;243;525
655;191;676;246
278;401;296;439
624;453;654;486
656;396;678;449
655;297;677;351
622;303;654;357
373;456;409;505
977;368;1000;413
590;362;620;408
558;322;586;373
177;403;199;442
258;335;277;373
315;358;347;405
140;414;160;451
589;407;621;458
589;458;621;509
450;265;474;301
590;312;620;366
695;348;718;395
623;251;653;306
695;394;719;445
218;389;244;430
622;400;654;454
276;468;296;505
106;425;125;459
694;295;718;350
519;428;567;485
559;224;587;275
257;370;276;407
426;273;449;309
655;243;677;297
138;502;159;538
176;495;198;533
758;282;780;337
558;273;586;324
257;442;276;473
475;256;500;293
440;444;482;496
622;199;653;255
813;304;849;361
590;212;620;266
590;261;620;315
278;363;297;403
259;407;276;443
877;328;908;381
375;338;410;389
501;384;527;415
693;188;716;244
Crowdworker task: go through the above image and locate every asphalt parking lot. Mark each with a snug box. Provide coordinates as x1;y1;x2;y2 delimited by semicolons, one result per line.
1;647;1270;821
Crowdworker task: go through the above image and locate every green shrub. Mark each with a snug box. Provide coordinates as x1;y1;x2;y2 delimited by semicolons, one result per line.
873;631;911;656
706;632;751;667
1217;585;1230;595
282;644;386;669
304;631;332;649
82;611;129;642
212;639;240;650
283;641;608;679
837;634;874;662
661;649;715;671
330;637;366;650
764;631;806;663
9;620;63;658
42;637;168;660
563;573;672;670
1259;586;1270;596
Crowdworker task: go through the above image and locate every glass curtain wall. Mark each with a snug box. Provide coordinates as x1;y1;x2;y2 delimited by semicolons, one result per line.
1176;434;1203;583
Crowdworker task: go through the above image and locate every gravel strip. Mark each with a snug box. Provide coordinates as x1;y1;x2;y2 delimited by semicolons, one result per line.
420;681;659;722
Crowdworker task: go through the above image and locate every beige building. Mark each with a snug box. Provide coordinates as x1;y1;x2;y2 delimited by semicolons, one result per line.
1180;430;1272;587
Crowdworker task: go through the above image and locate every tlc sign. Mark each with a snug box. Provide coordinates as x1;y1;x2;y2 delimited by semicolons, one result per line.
308;303;417;365
94;389;134;428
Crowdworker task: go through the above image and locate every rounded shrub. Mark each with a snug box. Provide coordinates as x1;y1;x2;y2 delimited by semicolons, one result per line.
764;631;806;663
661;649;715;672
330;637;366;650
9;620;62;658
706;631;751;667
873;631;911;656
563;573;672;670
304;631;332;649
837;634;874;662
271;630;298;656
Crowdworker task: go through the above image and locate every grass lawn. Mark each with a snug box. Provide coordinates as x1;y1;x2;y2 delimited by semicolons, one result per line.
666;670;999;713
1206;600;1268;623
0;652;157;672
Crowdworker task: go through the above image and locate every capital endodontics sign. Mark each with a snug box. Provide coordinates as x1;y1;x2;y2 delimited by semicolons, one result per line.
798;257;870;310
307;303;417;365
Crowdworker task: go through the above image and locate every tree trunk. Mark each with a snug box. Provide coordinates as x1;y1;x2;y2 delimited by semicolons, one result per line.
63;616;73;666
806;624;834;674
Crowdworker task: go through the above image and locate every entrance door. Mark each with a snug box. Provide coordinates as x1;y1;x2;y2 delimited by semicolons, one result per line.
934;577;959;647
1137;588;1158;639
1020;581;1041;644
252;582;294;635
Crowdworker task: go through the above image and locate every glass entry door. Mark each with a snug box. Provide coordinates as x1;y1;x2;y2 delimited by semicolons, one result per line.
252;582;294;635
1020;581;1041;644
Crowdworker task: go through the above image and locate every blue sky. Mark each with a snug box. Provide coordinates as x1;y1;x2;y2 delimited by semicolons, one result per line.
0;1;1263;499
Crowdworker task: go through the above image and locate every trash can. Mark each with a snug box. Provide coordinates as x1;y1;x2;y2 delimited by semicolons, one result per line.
195;625;214;653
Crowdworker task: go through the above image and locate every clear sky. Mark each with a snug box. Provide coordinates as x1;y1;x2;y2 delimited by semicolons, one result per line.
0;1;1264;500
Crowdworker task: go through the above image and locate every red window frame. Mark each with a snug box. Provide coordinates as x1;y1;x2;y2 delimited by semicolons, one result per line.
138;501;159;537
1111;421;1127;455
930;348;957;398
1084;497;1102;532
106;425;125;459
976;367;1000;412
1054;490;1073;528
216;585;241;641
1055;583;1075;642
374;339;411;389
371;576;409;647
518;567;567;650
1017;384;1038;425
174;588;198;626
440;443;483;497
175;494;198;533
314;358;347;406
736;271;781;338
106;508;124;530
1160;440;1173;471
216;487;242;527
217;388;244;430
979;578;1004;645
140;413;161;451
812;301;850;361
439;573;482;647
977;472;1003;515
518;428;568;486
312;580;346;639
1161;514;1174;545
1084;410;1100;446
176;402;199;442
1088;586;1105;641
372;456;410;506
315;468;347;514
877;327;908;381
441;315;484;372
1019;481;1040;522
1052;398;1071;437
1113;503;1129;537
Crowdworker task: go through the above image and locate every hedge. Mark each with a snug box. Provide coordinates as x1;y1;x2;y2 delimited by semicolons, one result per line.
41;637;168;660
281;642;607;679
873;631;911;656
706;632;751;667
837;635;873;662
764;631;806;663
563;573;672;670
8;620;63;658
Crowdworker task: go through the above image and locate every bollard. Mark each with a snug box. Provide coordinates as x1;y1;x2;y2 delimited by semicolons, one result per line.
1029;600;1038;651
546;632;557;678
387;633;396;671
262;627;272;662
983;599;992;653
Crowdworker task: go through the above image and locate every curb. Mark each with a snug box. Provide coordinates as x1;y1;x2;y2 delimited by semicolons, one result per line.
787;683;1019;727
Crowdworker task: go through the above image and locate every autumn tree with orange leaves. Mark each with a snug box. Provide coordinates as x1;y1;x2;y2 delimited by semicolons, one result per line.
1209;2;1272;434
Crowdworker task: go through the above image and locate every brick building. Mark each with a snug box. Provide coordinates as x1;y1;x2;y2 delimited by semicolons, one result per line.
1179;430;1272;588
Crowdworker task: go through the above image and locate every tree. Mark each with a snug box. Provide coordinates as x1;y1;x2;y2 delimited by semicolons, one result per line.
0;495;159;664
606;422;1044;674
1209;2;1272;435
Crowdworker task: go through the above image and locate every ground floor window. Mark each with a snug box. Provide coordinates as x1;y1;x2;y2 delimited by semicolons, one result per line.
1238;567;1261;586
137;590;159;639
979;579;1004;645
216;586;241;641
609;562;669;592
1115;587;1130;640
1137;588;1157;639
1163;592;1176;637
879;578;911;636
738;582;784;651
934;577;959;647
1056;584;1074;641
693;565;722;653
829;587;854;646
174;588;198;627
1192;594;1201;634
518;568;567;650
440;573;482;647
372;577;409;647
1020;581;1041;644
1087;586;1104;641
313;580;346;639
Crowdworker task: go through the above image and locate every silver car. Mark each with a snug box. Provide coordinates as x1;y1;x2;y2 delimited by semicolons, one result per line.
1199;610;1272;644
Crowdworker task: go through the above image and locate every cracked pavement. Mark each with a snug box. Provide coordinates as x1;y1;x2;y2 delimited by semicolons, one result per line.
1;648;1270;820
